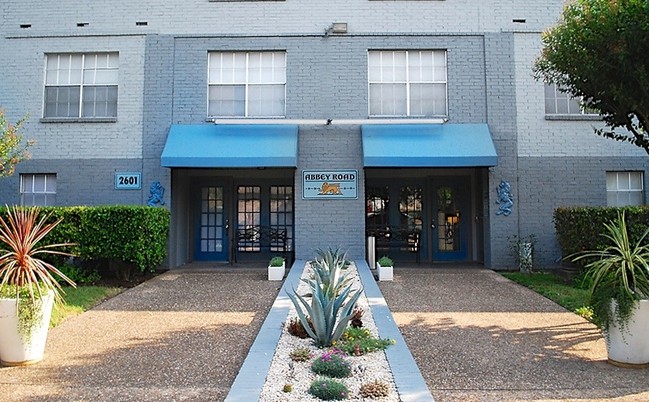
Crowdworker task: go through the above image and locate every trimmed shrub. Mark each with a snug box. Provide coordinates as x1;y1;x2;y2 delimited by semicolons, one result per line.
79;206;169;272
0;205;170;273
554;206;649;264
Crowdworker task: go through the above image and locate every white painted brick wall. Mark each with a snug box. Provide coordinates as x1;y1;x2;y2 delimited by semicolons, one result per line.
4;0;565;37
0;36;146;160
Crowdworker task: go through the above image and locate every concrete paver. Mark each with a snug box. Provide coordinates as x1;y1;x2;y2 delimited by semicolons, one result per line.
379;268;649;402
2;266;649;401
0;269;281;402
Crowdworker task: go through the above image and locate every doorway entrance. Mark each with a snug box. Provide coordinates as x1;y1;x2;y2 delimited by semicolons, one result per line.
193;178;294;263
366;173;475;264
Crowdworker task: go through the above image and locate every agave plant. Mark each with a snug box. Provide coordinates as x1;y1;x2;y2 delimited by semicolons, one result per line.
308;247;353;298
289;248;361;347
0;205;76;306
313;247;350;270
288;272;362;347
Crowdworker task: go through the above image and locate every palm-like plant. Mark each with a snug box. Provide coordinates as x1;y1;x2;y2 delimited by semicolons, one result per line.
0;205;76;306
571;211;649;333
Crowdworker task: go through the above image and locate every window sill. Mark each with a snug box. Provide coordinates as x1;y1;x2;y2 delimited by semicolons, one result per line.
544;114;601;121
40;117;117;123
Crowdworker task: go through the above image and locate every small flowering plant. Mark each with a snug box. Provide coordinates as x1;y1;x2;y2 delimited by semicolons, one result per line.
334;327;395;356
308;377;349;401
310;348;352;378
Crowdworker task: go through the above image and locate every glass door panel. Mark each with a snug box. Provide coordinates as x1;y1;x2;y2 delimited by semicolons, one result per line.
270;185;293;252
237;186;261;252
195;185;228;261
235;183;294;261
366;183;423;262
432;180;468;261
399;186;423;253
366;186;390;238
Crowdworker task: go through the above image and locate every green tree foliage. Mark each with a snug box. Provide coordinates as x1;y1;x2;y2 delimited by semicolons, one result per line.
534;0;649;153
0;110;32;177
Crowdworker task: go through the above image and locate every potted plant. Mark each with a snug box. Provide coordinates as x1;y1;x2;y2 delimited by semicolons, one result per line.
571;211;649;367
0;206;76;366
376;256;393;281
268;256;286;281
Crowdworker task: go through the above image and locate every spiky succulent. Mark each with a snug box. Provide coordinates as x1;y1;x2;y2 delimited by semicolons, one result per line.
289;347;313;362
307;247;353;298
288;248;362;347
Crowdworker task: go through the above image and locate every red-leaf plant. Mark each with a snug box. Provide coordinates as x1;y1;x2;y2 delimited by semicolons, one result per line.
0;205;76;307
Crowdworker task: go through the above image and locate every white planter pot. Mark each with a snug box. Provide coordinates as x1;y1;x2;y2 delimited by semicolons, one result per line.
0;290;54;366
376;262;393;281
268;262;286;281
606;299;649;367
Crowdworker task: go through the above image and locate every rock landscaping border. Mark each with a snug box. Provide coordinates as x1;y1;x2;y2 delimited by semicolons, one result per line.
225;259;433;402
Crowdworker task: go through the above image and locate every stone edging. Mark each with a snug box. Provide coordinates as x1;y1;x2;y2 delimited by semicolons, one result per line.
224;259;434;402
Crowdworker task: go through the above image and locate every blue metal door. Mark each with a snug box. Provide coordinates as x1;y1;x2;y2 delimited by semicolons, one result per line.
195;185;229;261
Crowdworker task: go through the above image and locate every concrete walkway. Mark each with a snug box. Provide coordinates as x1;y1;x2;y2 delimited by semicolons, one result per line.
1;265;649;401
379;268;649;401
0;268;281;401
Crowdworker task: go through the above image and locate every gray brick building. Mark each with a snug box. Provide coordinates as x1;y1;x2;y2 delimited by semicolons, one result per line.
1;0;647;269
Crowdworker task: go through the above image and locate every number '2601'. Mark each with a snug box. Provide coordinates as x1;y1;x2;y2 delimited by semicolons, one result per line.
115;173;141;189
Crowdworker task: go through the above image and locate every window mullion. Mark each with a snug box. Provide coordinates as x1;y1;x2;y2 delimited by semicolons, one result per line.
245;52;249;117
405;51;411;116
79;54;85;118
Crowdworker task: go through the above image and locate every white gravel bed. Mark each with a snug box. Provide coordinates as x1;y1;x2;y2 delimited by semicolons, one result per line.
259;262;400;402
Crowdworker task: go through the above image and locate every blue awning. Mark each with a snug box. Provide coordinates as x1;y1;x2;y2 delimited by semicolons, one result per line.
362;123;498;167
161;124;298;168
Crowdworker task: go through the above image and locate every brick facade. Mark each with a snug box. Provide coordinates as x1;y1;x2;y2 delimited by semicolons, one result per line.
2;0;647;269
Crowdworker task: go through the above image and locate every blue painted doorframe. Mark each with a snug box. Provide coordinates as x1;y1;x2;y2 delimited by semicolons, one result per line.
194;183;230;261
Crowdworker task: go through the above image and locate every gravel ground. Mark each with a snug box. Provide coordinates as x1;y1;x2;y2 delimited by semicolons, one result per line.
3;266;649;402
0;268;281;402
259;262;398;401
379;268;649;402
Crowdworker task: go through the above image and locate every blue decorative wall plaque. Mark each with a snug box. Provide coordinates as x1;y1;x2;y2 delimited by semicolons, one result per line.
496;180;513;216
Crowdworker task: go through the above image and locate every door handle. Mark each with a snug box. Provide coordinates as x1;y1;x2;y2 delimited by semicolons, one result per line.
225;220;230;230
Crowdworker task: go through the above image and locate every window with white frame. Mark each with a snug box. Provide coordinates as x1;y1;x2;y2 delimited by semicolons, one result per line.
20;174;56;206
44;53;119;119
368;50;447;117
544;83;596;116
606;171;644;206
208;51;286;117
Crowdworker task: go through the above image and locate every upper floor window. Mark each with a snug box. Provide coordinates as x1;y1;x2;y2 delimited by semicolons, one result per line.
20;174;56;206
544;83;597;116
208;51;286;117
606;171;644;207
368;50;447;117
44;53;119;119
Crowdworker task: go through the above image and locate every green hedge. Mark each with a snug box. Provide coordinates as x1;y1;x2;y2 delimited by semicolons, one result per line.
554;206;649;264
0;205;170;272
